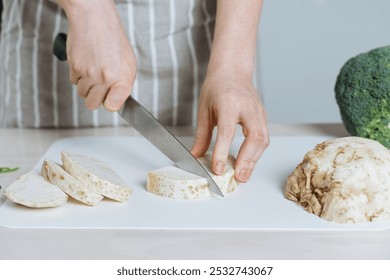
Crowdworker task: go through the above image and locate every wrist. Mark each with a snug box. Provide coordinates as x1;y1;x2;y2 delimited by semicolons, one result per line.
207;54;255;79
207;38;257;78
57;0;116;25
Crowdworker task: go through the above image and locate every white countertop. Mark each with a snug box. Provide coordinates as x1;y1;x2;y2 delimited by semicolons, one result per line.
1;124;389;260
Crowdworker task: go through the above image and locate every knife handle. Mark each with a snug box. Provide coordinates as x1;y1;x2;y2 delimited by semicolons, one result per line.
53;33;68;61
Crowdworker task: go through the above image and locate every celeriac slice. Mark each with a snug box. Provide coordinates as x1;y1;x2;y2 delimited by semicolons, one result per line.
147;154;237;199
41;159;103;206
61;152;132;202
4;170;68;208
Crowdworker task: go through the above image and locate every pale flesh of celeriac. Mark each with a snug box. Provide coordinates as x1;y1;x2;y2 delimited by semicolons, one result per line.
147;154;237;199
41;159;104;206
61;152;132;202
4;170;68;208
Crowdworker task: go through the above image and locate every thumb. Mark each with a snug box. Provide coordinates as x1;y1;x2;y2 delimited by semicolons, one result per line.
104;81;131;112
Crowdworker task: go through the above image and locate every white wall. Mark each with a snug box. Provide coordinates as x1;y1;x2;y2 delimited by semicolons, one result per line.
257;0;390;124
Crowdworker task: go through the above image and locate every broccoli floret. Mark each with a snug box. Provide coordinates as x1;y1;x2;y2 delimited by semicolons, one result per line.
335;46;390;148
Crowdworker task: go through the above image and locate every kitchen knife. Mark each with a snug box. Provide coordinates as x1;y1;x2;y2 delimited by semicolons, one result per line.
53;33;224;197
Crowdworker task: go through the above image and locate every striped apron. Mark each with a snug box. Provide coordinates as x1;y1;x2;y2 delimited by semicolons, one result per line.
0;0;216;127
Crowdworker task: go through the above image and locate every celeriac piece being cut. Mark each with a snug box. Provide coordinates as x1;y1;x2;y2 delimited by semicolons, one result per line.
61;152;132;202
4;170;68;208
147;153;237;199
41;159;103;206
285;136;390;224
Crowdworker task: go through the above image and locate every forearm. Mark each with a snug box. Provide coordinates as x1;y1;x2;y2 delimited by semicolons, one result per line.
209;0;263;76
56;0;118;28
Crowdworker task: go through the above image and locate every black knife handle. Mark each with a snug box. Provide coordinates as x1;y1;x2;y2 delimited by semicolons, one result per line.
53;33;68;61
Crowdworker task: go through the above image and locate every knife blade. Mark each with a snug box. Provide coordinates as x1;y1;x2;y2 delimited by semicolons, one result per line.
120;96;224;197
53;33;224;197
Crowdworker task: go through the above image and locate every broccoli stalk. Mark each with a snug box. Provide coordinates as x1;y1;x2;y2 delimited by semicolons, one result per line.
335;46;390;148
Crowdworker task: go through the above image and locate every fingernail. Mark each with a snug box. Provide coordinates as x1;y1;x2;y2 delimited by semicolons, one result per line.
237;169;250;182
214;161;225;175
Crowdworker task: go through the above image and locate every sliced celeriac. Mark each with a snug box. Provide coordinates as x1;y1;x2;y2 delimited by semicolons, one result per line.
4;170;68;208
41;159;103;206
61;152;132;202
147;154;237;199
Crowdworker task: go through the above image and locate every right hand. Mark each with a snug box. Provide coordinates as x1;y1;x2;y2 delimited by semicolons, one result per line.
59;0;137;111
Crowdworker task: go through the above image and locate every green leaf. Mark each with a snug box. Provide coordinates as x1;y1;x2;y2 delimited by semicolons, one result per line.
0;167;19;173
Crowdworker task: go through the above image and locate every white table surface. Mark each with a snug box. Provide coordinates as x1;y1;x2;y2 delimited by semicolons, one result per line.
1;124;389;260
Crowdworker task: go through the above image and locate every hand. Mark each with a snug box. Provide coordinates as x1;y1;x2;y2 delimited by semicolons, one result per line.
60;0;137;111
191;69;269;183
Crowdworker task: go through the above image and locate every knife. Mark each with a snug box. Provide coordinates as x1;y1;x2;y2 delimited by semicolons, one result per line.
53;33;224;197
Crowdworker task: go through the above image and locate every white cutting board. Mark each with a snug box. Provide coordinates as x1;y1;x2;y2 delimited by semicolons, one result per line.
1;135;390;231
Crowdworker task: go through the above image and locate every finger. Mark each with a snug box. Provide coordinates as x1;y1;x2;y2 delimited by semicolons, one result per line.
104;81;131;112
76;77;93;98
235;117;269;182
191;109;213;158
84;84;110;110
69;67;81;85
212;116;236;175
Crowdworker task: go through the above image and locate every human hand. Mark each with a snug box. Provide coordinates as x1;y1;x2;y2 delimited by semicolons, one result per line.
191;69;269;183
59;0;137;111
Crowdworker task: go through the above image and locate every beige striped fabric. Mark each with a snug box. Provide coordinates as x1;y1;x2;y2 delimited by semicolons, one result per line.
0;0;216;128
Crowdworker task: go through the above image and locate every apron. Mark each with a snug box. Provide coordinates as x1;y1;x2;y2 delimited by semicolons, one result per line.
0;0;216;127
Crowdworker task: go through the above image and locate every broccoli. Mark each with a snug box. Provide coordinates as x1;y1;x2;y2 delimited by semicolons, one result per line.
335;46;390;148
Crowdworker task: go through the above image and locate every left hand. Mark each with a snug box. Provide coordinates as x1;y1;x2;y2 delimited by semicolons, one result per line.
191;68;269;183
